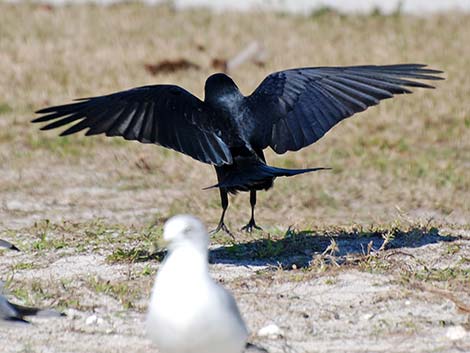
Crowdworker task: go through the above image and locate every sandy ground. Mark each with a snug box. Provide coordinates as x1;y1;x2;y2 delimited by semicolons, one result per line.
0;187;469;353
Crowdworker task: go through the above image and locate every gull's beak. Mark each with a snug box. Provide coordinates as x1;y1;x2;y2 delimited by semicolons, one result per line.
155;237;169;251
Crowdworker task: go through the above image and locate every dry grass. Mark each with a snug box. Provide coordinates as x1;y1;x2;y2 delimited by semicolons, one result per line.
0;3;469;353
0;3;468;230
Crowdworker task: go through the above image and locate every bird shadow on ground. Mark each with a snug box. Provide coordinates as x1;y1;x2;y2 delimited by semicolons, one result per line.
107;225;458;269
208;225;458;269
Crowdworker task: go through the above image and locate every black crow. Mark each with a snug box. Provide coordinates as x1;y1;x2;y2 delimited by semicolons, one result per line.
33;64;443;233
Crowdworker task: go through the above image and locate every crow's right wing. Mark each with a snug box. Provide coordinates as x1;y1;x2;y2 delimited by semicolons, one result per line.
245;64;443;154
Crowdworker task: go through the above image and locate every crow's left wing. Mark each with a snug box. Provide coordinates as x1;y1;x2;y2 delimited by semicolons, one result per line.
33;85;233;166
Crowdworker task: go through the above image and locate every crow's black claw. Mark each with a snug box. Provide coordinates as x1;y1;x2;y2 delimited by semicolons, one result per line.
210;223;235;239
241;221;262;233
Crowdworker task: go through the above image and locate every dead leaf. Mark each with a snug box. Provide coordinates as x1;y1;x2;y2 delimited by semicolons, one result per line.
144;59;200;75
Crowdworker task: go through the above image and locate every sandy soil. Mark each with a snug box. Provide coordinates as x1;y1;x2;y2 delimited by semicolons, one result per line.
0;197;469;352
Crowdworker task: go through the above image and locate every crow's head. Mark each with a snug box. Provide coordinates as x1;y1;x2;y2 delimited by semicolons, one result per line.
204;73;241;104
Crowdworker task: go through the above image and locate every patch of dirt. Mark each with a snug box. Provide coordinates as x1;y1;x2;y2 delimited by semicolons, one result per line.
1;226;469;353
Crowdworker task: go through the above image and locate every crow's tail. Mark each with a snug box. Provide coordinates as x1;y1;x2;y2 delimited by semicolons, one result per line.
205;162;330;190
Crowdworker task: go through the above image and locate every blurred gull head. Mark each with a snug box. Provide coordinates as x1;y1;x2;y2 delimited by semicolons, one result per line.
163;214;209;253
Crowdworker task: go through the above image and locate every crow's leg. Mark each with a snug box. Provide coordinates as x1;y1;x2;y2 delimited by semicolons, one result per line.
211;188;233;236
241;190;263;232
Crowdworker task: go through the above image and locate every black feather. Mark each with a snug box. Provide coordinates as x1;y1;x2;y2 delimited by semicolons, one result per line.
245;64;444;153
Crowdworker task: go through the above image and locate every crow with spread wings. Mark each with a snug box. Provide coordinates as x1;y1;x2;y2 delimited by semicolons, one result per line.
33;64;443;233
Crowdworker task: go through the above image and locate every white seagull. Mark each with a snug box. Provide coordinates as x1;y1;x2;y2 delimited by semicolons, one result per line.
146;215;249;353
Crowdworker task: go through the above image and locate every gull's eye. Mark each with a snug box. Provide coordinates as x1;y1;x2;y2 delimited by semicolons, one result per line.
182;226;192;235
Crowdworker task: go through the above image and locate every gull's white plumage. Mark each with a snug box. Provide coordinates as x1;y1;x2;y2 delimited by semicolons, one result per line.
146;215;248;353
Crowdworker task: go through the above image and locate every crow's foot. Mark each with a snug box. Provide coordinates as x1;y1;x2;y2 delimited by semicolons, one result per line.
210;222;234;238
241;220;262;233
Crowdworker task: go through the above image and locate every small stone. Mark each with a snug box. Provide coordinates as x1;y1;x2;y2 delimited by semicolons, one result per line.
66;308;81;319
86;314;97;325
85;314;103;326
360;313;375;321
442;301;453;311
446;326;467;341
257;323;283;339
